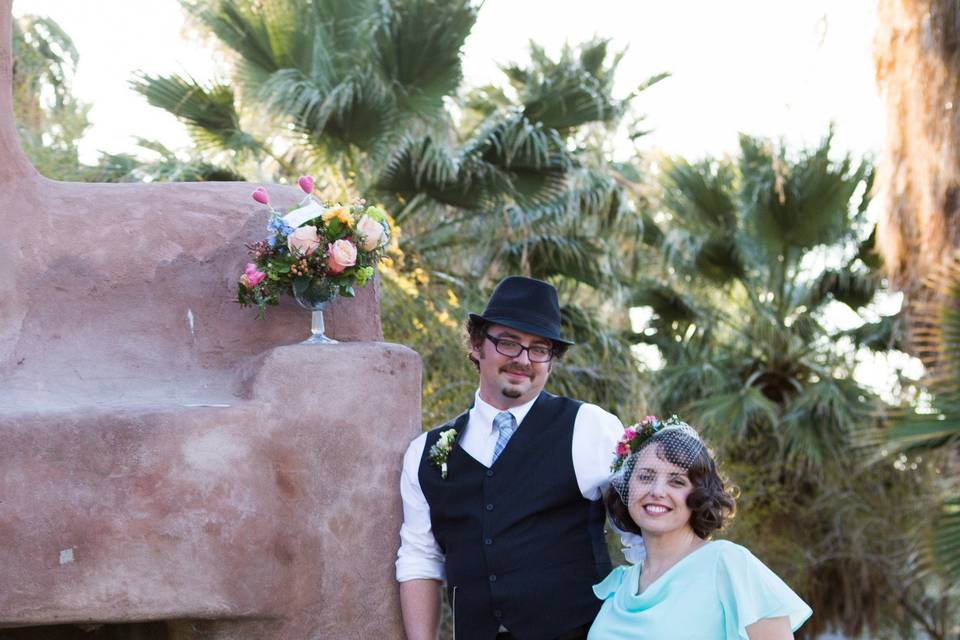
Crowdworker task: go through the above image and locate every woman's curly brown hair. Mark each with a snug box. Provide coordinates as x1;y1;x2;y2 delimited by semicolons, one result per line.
605;429;737;540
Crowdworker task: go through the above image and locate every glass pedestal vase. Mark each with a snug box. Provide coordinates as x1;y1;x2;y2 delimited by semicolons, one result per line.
293;280;338;345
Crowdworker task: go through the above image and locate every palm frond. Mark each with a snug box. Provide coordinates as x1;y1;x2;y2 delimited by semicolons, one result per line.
261;66;395;151
661;158;738;232
497;232;610;289
372;0;477;116
932;497;960;580
629;282;699;326
739;131;868;254
130;72;256;153
687;386;781;442
844;312;903;352
504;39;650;133
803;268;879;312
781;378;868;466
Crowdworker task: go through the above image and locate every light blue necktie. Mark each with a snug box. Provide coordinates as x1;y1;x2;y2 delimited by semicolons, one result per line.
491;411;516;463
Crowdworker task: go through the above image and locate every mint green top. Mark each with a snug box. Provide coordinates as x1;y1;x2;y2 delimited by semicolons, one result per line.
588;540;811;639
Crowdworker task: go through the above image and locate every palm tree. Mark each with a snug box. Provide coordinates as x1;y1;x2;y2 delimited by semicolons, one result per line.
11;13;91;179
631;132;944;636
132;0;663;420
876;0;960;300
131;0;477;182
376;38;663;419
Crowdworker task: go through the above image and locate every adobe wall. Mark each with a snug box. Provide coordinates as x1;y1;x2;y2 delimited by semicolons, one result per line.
0;2;420;638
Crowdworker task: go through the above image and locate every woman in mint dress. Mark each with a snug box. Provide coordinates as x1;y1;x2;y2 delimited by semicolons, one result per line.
589;416;811;639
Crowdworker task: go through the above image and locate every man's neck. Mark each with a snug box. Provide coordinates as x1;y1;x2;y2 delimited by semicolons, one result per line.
478;389;532;411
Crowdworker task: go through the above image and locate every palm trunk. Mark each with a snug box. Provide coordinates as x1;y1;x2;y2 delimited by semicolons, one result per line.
876;0;960;298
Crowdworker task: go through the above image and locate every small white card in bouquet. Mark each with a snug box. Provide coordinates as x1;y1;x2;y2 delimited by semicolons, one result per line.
283;200;324;228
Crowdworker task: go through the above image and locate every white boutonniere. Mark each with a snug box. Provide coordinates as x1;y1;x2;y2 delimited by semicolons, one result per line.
428;428;458;479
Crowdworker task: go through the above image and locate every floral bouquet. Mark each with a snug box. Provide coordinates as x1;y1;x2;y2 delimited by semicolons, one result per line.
236;175;389;319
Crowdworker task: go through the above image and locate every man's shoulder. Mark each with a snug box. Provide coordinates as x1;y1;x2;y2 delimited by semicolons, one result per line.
539;391;583;409
575;401;620;422
571;401;624;443
424;410;469;436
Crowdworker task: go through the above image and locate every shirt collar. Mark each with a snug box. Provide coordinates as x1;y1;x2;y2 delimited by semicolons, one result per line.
473;390;539;432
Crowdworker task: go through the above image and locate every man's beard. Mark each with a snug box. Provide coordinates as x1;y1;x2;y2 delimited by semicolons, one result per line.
499;366;533;399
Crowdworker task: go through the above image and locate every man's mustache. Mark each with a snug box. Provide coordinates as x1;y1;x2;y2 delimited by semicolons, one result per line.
500;365;534;377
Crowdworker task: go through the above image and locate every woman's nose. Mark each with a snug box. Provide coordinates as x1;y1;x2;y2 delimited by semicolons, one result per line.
649;476;667;497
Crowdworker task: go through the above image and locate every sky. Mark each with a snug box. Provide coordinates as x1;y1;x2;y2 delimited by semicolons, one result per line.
11;0;884;164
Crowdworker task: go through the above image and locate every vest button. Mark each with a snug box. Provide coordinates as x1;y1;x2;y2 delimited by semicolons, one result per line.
486;469;494;477
484;538;493;545
493;609;502;618
489;574;497;582
486;503;494;511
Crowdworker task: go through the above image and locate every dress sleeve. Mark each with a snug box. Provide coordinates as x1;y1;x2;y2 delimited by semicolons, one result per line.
715;543;812;638
592;565;630;601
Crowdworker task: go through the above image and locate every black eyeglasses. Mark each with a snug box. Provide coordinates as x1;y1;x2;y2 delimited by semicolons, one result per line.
485;334;555;363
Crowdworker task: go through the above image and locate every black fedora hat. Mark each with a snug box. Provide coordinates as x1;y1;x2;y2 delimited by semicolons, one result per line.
469;276;574;345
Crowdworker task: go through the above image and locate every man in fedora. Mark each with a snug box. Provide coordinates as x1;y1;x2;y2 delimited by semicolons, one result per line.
396;276;623;640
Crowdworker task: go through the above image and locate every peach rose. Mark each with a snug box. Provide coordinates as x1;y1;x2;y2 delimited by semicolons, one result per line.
356;214;385;251
327;239;357;273
287;225;320;256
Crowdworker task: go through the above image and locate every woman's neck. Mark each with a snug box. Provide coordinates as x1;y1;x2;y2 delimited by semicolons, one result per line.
640;526;705;574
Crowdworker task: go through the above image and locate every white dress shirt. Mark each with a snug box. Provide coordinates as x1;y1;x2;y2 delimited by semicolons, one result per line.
396;391;624;582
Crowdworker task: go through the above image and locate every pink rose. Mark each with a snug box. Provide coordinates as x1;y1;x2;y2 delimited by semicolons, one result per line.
327;239;357;273
252;187;269;205
356;214;385;251
616;442;630;457
623;428;636;440
298;175;314;194
643;415;657;424
288;225;321;256
241;263;266;288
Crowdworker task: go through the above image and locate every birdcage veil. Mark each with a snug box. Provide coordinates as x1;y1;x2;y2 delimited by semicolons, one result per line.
609;416;705;506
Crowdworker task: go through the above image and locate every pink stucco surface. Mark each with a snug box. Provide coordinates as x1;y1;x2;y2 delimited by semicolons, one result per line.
0;2;421;637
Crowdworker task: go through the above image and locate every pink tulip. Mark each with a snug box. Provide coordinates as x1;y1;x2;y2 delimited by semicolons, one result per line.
298;175;314;194
243;263;267;287
252;187;270;205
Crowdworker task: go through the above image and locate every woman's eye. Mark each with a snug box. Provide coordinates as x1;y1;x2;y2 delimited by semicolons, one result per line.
636;473;655;482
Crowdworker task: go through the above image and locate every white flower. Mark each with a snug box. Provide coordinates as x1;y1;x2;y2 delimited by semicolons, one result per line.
429;428;458;480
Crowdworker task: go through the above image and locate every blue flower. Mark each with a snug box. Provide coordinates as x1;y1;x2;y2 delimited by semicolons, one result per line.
266;215;295;236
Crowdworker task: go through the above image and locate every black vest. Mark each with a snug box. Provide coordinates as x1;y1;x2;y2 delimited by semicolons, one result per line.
418;392;611;640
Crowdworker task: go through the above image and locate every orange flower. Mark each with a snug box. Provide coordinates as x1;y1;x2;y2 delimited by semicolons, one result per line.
322;206;353;228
